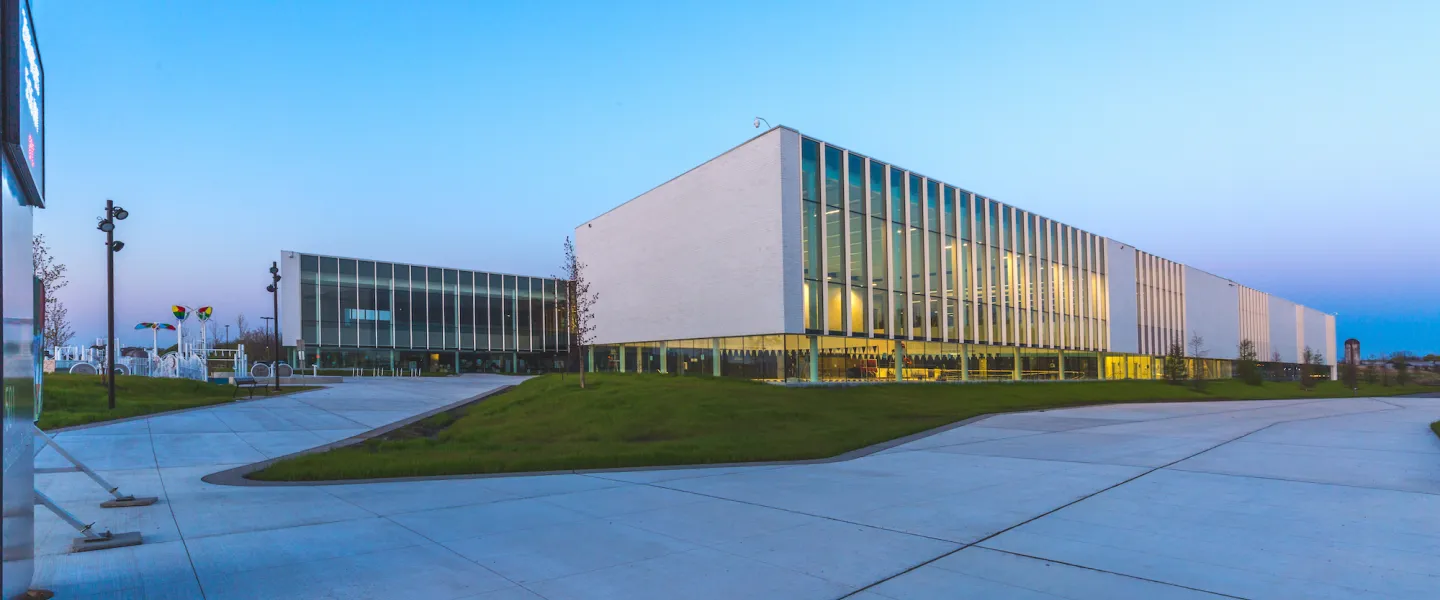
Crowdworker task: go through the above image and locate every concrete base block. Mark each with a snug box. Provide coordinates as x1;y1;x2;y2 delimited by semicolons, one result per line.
100;496;159;508
71;531;143;553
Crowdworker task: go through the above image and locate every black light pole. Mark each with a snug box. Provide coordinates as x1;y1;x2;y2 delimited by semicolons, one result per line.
267;262;282;391
97;200;129;410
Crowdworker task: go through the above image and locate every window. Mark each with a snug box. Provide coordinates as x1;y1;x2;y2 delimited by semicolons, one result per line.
890;169;903;223
803;202;820;280
459;271;474;350
502;275;516;350
908;174;922;225
392;265;410;348
928;231;941;297
376;263;392;347
825;206;843;283
428;268;444;349
959;191;971;241
319;257;338;346
412;266;428;348
359;261;376;346
488;274;504;350
872;290;888;336
891;222;905;291
823;146;843;208
925;180;939;232
339;260;358;346
870;217;886;289
847;154;865;213
300;255;318;345
517;277;531;352
849;212;865;286
869;162;885;216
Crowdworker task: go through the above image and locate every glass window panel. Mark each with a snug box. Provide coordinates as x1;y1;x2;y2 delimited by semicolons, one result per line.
849;212;865;286
358;261;375;347
911;295;924;332
909;227;923;293
944;236;957;298
988;200;1000;247
925;180;939;232
908;174;922;225
502;275;515;350
847;154;865;213
459;271;474;350
869;162;885;216
871;290;888;336
823;146;843;208
893;292;905;338
517;277;532;352
849;286;866;335
889;169;903;223
440;270;458;350
804;280;820;331
825;206;843;283
488;274;503;350
392;265;410;348
870;217;887;289
891;222;905;290
803;201;820;280
532;278;546;351
826;283;844;335
928;231;941;296
428;268;444;349
376;263;392;347
943;187;955;235
319;257;339;346
410;266;427;348
300;255;318;345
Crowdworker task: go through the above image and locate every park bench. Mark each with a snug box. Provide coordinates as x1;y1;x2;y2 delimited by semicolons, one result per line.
232;375;268;399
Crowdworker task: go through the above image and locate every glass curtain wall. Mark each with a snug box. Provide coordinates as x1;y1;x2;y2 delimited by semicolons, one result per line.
294;253;567;372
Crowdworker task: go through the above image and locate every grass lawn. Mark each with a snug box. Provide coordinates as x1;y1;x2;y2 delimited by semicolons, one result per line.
38;374;320;430
250;373;1432;482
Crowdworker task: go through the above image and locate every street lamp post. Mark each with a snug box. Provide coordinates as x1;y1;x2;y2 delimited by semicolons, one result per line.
266;262;282;392
97;200;129;410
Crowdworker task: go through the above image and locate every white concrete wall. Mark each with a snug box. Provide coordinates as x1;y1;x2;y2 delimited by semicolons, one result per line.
1183;267;1241;359
279;250;303;347
1267;295;1300;363
577;128;792;345
1105;239;1139;354
1301;306;1333;364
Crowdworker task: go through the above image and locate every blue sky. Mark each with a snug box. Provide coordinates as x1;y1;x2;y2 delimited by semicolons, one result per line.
32;0;1438;356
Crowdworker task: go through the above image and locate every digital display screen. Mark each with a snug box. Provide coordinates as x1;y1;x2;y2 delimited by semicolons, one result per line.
16;0;41;197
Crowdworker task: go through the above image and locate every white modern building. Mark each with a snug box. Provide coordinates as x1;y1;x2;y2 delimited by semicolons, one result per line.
575;126;1336;382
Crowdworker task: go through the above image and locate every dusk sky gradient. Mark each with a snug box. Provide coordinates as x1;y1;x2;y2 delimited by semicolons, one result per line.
31;0;1439;356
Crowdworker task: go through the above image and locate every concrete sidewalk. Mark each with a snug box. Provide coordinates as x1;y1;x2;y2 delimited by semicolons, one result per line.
28;381;1440;599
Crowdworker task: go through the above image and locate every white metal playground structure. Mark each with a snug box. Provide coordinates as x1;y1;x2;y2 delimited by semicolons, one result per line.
45;304;247;382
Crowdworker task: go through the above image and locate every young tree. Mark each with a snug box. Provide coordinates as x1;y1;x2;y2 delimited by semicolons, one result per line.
1391;351;1412;386
1163;341;1187;384
33;234;75;349
557;237;598;389
1236;339;1262;386
1299;346;1323;390
1362;360;1378;385
1341;361;1358;391
1187;334;1207;391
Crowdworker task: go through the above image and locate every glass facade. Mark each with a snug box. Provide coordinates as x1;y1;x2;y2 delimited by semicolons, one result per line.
290;253;567;374
797;135;1110;353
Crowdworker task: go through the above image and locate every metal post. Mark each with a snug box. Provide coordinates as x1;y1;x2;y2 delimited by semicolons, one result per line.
32;425;156;507
1058;350;1066;381
659;342;667;374
1013;347;1021;381
961;343;970;381
712;338;721;377
105;200;116;410
809;336;820;383
269;261;282;392
895;341;904;382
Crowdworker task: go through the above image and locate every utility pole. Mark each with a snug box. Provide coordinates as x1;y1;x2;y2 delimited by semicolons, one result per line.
267;261;282;391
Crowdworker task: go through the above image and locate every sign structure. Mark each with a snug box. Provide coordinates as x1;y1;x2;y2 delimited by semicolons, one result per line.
3;0;42;204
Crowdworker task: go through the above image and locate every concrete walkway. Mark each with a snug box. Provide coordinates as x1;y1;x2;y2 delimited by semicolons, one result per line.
28;379;1440;599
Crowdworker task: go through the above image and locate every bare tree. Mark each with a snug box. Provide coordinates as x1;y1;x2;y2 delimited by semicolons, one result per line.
33;234;75;349
1188;334;1207;391
557;237;598;388
1300;346;1324;390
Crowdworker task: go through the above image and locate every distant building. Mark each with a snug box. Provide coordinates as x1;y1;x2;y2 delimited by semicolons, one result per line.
1344;339;1360;365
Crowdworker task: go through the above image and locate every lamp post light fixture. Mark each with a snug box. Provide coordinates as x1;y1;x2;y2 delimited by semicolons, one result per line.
266;261;282;391
97;199;129;410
